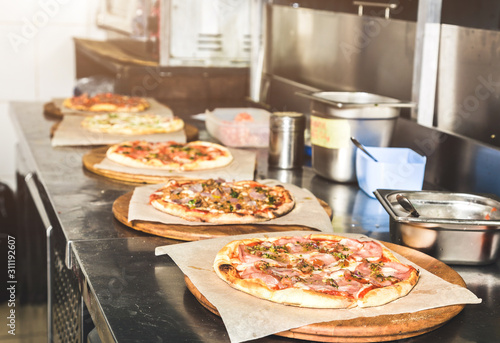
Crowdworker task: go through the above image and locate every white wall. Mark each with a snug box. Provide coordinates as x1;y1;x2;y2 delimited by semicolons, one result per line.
0;0;106;190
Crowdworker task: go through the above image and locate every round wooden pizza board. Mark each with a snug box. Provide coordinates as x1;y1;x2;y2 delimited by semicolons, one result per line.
184;242;466;342
112;191;332;241
83;141;236;184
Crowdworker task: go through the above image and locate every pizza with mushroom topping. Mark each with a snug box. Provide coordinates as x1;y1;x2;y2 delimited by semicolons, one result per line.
214;234;419;308
106;141;233;171
149;179;295;223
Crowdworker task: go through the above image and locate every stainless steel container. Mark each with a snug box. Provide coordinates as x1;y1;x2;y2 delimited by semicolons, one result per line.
375;189;500;265
268;112;305;169
299;92;415;183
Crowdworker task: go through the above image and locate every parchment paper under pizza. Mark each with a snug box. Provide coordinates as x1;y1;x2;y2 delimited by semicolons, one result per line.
214;234;419;309
155;231;481;343
51;114;186;146
128;180;333;231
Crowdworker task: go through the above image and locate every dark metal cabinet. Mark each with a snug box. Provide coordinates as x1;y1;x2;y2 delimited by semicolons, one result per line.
16;148;92;343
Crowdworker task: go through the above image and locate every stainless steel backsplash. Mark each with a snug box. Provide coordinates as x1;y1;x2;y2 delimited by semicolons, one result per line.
393;117;500;197
264;5;416;103
437;24;500;147
261;4;500;195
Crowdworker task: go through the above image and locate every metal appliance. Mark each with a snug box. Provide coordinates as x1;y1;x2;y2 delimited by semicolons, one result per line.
96;0;251;67
15;146;93;343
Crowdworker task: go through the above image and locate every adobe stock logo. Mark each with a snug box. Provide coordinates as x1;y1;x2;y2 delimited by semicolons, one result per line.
7;0;73;53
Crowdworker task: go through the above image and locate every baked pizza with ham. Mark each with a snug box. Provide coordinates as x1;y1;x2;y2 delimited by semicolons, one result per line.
214;234;419;308
149;179;295;223
63;93;150;112
107;140;233;171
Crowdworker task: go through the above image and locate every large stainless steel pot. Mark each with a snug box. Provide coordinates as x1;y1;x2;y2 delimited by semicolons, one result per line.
375;189;500;265
299;92;415;183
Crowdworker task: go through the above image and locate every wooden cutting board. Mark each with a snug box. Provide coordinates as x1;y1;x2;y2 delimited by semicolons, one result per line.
185;242;466;342
113;191;332;241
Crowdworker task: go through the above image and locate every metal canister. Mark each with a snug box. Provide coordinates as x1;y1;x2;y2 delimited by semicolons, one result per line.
268;112;305;169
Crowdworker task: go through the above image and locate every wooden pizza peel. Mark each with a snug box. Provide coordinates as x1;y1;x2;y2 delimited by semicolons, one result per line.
112;191;332;241
83;142;251;184
184;242;466;342
82;146;168;184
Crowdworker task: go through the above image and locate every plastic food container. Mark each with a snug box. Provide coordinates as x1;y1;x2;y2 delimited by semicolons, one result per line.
205;108;271;147
375;189;500;265
356;146;426;198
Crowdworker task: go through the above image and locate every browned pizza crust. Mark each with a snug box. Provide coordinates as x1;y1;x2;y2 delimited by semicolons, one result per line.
213;234;419;309
356;245;419;308
149;179;295;224
356;271;419;308
106;141;233;171
214;237;356;308
63;93;150;112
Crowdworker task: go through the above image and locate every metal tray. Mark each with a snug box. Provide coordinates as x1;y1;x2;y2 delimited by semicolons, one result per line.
374;189;500;265
297;91;415;110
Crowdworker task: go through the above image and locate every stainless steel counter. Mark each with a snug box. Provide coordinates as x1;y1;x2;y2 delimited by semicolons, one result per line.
10;101;500;343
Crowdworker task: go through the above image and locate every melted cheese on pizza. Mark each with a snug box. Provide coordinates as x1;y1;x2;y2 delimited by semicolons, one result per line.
231;237;416;300
150;179;289;218
115;141;229;166
68;93;149;110
83;113;175;131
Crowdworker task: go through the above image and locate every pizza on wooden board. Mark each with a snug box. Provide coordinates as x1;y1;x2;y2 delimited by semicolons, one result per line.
107;140;233;171
63;93;150;112
81;113;184;135
149;179;295;224
214;234;419;308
